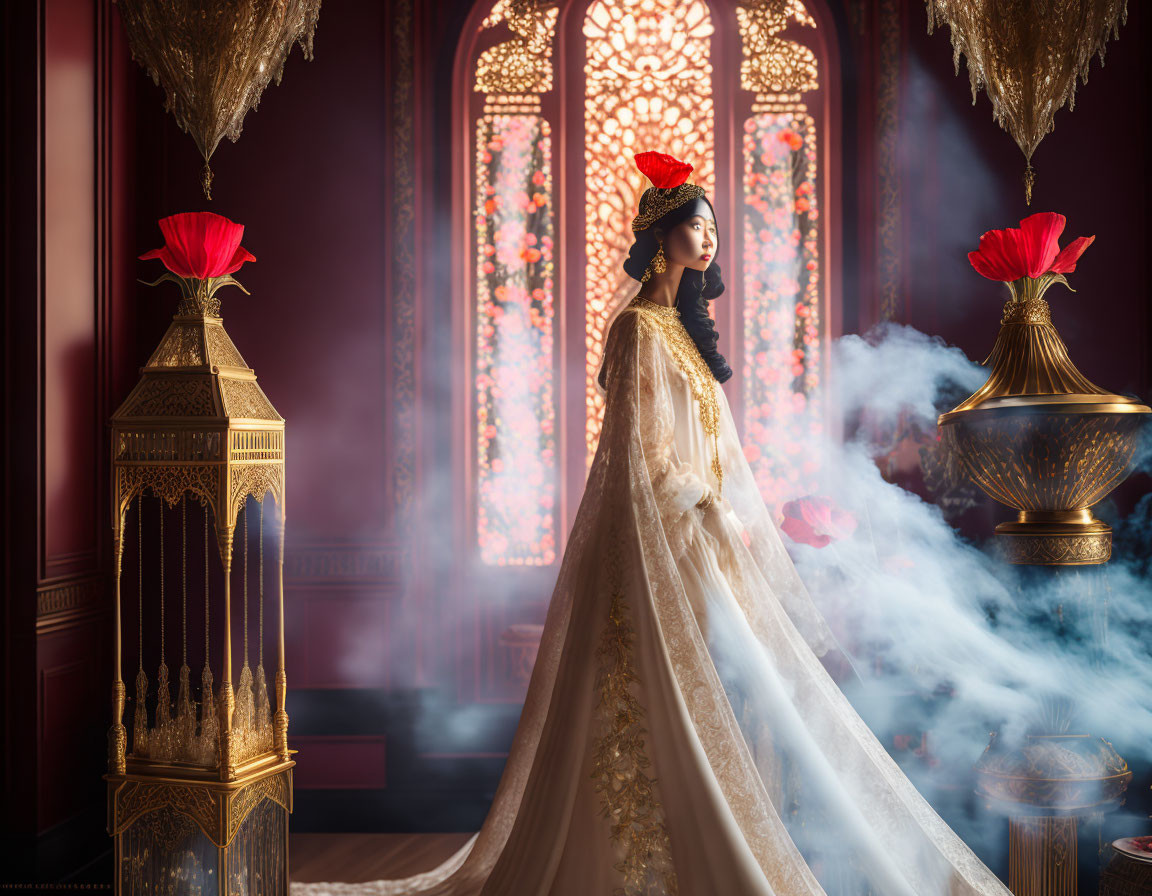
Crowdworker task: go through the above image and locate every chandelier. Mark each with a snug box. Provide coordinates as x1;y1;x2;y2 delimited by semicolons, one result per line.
116;0;322;198
925;0;1127;203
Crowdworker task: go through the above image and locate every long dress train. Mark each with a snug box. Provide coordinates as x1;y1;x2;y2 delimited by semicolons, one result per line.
291;297;1012;895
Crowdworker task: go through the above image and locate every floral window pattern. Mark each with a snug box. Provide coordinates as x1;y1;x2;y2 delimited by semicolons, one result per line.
583;0;715;468
474;114;557;565
741;107;822;509
466;0;829;559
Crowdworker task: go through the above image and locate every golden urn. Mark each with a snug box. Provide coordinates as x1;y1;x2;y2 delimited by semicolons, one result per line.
974;731;1132;813
938;295;1149;565
973;729;1133;896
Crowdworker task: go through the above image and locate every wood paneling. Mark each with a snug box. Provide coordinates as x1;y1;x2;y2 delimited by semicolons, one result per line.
38;649;101;829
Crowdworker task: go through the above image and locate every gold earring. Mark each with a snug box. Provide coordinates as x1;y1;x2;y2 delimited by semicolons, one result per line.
653;243;667;274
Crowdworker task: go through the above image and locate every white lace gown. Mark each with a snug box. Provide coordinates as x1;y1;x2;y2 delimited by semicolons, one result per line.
291;298;1011;896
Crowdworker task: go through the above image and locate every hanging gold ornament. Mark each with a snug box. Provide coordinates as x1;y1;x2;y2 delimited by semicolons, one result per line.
925;0;1127;204
115;0;322;199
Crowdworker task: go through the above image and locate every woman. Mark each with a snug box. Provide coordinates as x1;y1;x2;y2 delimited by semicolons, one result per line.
293;153;1011;895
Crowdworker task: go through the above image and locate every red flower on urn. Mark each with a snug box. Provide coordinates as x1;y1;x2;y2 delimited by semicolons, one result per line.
968;212;1093;302
139;212;255;313
780;495;857;549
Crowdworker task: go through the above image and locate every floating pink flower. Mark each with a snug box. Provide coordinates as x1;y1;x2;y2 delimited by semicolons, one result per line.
780;495;857;549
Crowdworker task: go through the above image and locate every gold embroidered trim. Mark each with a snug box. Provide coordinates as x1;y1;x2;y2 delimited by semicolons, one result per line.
632;184;706;232
590;586;679;896
630;297;724;496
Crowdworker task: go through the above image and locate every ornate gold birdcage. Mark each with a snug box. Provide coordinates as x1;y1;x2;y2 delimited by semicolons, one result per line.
104;278;293;893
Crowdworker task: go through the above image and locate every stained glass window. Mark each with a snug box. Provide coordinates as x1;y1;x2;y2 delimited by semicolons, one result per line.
582;0;716;468
741;103;822;506
737;4;824;509
474;113;556;565
472;2;559;566
466;0;829;561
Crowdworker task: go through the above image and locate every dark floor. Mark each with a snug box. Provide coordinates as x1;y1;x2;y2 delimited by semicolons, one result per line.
290;832;475;883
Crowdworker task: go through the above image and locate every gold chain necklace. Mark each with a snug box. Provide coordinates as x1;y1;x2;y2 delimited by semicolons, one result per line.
629;296;723;496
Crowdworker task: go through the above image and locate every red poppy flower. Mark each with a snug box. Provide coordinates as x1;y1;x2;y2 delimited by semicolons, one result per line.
968;225;1027;281
139;212;255;280
780;495;857;549
967;212;1093;283
777;130;803;152
634;151;693;189
1050;235;1095;274
1018;213;1064;278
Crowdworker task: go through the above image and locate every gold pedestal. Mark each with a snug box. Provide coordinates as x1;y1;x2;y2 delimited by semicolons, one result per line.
995;510;1112;566
976;732;1131;896
106;756;294;895
1009;817;1077;896
945;289;1144;893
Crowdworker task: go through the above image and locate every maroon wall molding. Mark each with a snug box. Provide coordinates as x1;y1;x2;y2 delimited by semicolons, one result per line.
291;735;388;790
387;0;420;534
36;574;106;620
874;0;905;325
2;0;136;873
285;540;410;585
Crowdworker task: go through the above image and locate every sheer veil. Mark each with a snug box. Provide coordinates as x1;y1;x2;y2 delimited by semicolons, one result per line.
292;142;1010;892
291;301;1011;896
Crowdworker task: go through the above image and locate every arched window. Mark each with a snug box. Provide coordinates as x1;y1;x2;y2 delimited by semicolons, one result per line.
468;2;561;567
735;2;828;503
458;0;836;567
582;0;716;466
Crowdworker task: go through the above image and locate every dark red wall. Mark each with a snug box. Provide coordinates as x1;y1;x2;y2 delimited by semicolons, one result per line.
132;12;392;545
2;0;139;878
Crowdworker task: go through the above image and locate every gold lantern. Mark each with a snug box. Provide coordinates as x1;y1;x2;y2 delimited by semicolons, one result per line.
938;297;1149;565
104;272;293;893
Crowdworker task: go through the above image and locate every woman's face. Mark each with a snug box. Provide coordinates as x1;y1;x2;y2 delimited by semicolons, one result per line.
662;211;717;273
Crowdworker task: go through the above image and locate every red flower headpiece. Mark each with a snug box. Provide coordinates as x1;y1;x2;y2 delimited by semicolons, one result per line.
968;212;1093;303
634;151;693;189
631;151;704;232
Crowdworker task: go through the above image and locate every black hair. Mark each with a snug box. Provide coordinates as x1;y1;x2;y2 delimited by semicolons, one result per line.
620;195;732;384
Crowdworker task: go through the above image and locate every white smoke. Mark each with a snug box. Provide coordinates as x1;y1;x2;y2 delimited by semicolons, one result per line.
767;321;1152;866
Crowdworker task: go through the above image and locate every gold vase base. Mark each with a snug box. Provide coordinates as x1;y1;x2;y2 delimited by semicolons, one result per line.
996;514;1111;566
